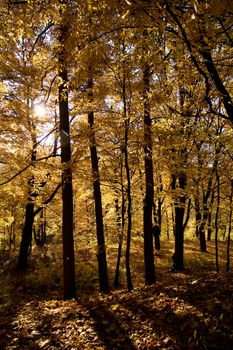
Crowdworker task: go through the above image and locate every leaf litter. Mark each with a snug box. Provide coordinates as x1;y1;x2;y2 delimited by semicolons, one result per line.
0;270;233;350
1;239;233;349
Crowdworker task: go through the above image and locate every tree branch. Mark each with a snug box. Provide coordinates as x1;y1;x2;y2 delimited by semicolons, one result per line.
33;182;62;217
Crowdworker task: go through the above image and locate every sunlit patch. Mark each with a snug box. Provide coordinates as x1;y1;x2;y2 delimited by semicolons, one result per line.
34;104;47;117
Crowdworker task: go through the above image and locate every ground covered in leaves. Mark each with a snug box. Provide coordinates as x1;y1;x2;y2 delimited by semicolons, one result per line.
0;240;233;349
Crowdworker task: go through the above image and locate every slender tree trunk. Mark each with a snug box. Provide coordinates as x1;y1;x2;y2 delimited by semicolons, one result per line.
153;202;161;251
9;205;15;249
207;211;212;241
122;70;133;291
171;173;187;270
215;172;220;272
198;178;215;252
226;179;233;272
58;14;76;299
143;63;156;285
199;211;207;252
114;160;125;288
17;143;36;270
173;206;185;270
124;137;133;291
166;209;170;240
17;202;34;270
114;187;123;288
194;197;201;237
88;77;109;293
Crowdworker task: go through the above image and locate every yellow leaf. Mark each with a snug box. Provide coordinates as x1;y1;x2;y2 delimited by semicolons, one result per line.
111;303;120;311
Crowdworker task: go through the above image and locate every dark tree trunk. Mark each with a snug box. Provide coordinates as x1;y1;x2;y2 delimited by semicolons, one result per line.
17;202;34;270
166;210;170;240
124;140;133;291
143;64;156;285
199;220;207;252
58;13;76;299
153;227;161;251
173;206;185;270
207;187;214;241
197;180;214;252
226;180;233;272
59;68;76;299
199;198;210;252
153;202;161;251
9;205;15;249
171;173;187;271
215;173;220;272
207;211;212;241
200;49;233;123
114;160;125;288
17;144;37;270
123;102;133;291
114;189;123;288
88;78;109;293
195;198;201;237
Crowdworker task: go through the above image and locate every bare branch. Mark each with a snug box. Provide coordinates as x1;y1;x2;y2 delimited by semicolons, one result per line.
33;182;62;217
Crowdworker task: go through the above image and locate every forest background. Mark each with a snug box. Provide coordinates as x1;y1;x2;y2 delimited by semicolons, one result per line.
1;0;233;292
0;1;233;348
0;0;233;349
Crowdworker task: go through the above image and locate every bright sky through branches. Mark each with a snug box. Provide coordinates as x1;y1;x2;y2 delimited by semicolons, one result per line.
33;104;47;118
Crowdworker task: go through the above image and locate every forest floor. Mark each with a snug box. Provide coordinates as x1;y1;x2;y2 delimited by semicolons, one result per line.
0;238;233;350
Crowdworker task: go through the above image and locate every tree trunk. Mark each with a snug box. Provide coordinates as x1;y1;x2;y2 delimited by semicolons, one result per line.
88;77;109;293
17;202;34;270
198;178;215;252
122;92;133;291
17;144;36;270
194;197;201;237
226;180;233;272
215;173;220;272
171;173;187;271
143;64;156;285
114;159;125;288
166;209;170;240
153;202;161;251
59;68;76;299
207;211;212;241
58;12;76;299
173;206;185;270
199;220;207;252
114;188;123;288
9;205;15;249
200;49;233;123
124;139;133;291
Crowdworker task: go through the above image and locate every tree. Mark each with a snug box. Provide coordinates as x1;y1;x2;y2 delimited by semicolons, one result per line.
143;60;156;284
58;1;76;299
87;73;109;293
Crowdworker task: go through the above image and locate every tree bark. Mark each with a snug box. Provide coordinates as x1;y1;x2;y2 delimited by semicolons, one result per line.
17;140;36;270
17;202;34;270
199;218;207;252
114;157;125;288
215;173;220;273
58;11;76;299
200;50;233;123
143;63;156;285
226;180;233;272
88;77;109;293
171;173;187;270
114;184;124;288
121;57;133;291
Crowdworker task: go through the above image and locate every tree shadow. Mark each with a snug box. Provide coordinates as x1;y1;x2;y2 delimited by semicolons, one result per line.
82;299;138;350
118;289;232;349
